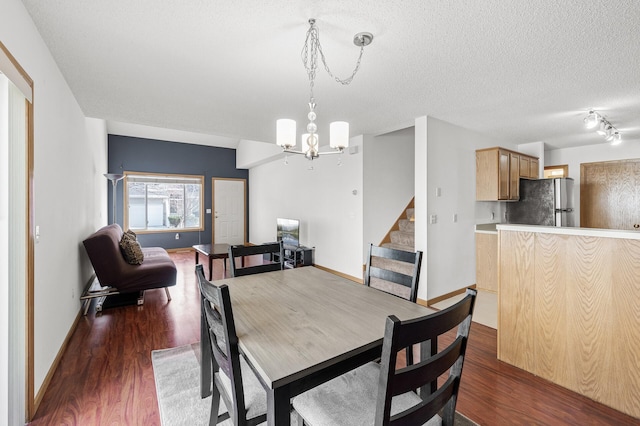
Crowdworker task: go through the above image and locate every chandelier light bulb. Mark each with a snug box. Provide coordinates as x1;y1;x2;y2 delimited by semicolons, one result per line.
276;119;296;148
329;121;350;149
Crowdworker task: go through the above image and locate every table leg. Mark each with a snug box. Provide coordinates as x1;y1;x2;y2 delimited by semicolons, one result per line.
267;386;291;426
195;251;199;265
208;257;213;281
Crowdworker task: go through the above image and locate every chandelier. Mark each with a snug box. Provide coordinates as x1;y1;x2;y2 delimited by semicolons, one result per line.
276;19;373;161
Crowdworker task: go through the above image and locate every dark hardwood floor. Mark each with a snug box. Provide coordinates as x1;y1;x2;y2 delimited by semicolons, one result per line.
29;251;639;425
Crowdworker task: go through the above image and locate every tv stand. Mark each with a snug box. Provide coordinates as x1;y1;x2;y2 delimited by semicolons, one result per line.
276;245;314;268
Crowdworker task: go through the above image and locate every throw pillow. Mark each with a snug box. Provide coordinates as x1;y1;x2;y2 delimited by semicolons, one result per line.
125;229;137;240
120;232;144;265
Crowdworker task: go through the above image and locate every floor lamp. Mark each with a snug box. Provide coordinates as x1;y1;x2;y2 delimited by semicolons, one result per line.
104;173;125;225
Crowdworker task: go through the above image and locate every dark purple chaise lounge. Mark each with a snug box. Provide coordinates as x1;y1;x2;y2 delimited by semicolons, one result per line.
82;223;177;314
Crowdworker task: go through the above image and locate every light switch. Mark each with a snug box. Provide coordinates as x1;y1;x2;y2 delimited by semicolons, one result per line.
430;215;437;224
35;225;40;243
453;213;458;223
206;208;212;214
436;187;442;197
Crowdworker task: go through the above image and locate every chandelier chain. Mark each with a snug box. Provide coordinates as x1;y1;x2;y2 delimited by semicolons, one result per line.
301;22;365;103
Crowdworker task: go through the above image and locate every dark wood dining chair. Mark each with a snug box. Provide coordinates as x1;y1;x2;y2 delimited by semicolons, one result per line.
228;241;284;277
293;288;477;426
196;264;267;425
365;243;423;364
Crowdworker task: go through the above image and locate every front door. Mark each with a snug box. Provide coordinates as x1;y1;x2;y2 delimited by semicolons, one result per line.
212;178;246;244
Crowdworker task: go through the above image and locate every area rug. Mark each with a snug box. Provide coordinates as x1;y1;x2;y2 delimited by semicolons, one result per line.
152;343;479;426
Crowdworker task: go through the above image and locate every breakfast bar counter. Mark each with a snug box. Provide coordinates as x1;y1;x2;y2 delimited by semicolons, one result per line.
496;224;640;419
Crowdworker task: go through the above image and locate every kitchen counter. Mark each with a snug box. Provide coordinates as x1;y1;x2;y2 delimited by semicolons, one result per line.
497;223;640;239
497;224;640;418
474;223;498;234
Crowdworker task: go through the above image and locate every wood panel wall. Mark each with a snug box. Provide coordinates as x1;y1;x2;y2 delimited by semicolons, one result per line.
498;230;640;419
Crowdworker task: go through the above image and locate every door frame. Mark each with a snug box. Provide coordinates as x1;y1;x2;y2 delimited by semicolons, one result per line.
0;41;35;422
211;177;247;245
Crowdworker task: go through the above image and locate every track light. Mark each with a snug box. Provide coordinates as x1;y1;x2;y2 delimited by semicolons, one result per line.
584;110;622;145
611;132;622;146
583;111;600;129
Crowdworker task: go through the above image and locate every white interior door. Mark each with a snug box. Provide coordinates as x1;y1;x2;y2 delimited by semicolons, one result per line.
213;178;246;244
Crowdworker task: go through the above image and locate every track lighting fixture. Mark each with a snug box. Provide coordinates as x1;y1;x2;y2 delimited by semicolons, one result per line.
583;110;622;146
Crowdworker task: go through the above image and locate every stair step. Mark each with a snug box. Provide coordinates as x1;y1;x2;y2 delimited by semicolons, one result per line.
390;230;414;247
399;219;414;233
405;208;415;220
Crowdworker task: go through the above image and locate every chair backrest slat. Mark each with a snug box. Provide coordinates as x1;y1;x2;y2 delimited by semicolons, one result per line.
374;288;477;426
228;242;284;277
364;243;422;302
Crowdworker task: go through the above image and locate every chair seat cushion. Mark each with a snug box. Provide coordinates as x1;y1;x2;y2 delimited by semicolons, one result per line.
293;362;441;426
217;355;267;419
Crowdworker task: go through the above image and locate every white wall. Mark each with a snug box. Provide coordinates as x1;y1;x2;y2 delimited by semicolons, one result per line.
545;141;640;226
363;128;415;257
249;137;363;278
0;0;108;416
420;116;516;300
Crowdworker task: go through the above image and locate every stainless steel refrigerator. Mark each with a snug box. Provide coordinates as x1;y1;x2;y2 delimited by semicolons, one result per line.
505;178;575;226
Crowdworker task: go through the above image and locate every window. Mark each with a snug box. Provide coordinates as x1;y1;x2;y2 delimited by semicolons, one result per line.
124;172;204;232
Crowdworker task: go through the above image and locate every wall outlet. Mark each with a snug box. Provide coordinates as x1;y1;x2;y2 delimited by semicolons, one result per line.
175;233;180;240
430;214;437;224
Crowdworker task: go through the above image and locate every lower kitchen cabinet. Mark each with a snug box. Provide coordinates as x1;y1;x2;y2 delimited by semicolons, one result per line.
475;232;497;292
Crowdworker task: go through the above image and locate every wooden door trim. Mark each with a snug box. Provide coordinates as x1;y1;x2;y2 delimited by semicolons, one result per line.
211;177;247;245
1;40;35;421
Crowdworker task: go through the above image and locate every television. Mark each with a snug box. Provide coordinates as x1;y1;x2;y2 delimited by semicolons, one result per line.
276;218;300;248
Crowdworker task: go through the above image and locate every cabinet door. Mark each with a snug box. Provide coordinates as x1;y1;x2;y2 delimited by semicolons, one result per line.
519;156;530;178
530;159;539;178
509;152;520;200
476;233;497;292
498;150;510;200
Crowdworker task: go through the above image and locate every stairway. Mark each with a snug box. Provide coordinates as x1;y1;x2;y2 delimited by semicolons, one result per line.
368;202;418;299
383;207;415;252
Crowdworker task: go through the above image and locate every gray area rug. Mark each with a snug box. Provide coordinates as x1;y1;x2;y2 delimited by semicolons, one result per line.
152;343;479;426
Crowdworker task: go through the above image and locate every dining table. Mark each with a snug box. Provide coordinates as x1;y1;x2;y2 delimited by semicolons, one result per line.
213;266;435;426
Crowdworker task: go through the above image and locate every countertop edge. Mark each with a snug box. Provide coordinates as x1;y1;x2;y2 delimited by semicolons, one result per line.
496;224;640;240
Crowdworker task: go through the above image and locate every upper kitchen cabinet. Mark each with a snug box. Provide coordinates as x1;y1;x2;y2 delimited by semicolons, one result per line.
476;147;539;201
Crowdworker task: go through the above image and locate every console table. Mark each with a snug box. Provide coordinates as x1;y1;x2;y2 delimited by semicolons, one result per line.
192;243;230;280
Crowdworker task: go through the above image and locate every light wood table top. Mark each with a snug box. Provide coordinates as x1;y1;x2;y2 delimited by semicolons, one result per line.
215;266;434;425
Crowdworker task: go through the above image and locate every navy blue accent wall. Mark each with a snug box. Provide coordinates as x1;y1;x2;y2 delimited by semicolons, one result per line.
107;134;248;249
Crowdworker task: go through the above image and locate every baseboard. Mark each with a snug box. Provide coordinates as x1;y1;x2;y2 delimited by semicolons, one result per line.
313;264;363;284
33;308;83;416
166;247;193;253
421;284;477;307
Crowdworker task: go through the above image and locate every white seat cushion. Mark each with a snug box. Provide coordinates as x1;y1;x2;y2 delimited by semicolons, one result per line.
292;362;441;426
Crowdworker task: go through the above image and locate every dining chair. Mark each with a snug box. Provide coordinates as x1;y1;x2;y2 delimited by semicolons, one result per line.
365;243;423;364
228;241;284;277
196;264;267;426
293;288;477;426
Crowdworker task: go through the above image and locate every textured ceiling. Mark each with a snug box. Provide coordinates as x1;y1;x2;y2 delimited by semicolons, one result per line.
20;0;640;150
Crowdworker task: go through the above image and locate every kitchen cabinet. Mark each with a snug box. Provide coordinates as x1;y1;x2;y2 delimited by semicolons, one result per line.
476;147;539;201
519;155;539;178
475;231;497;292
